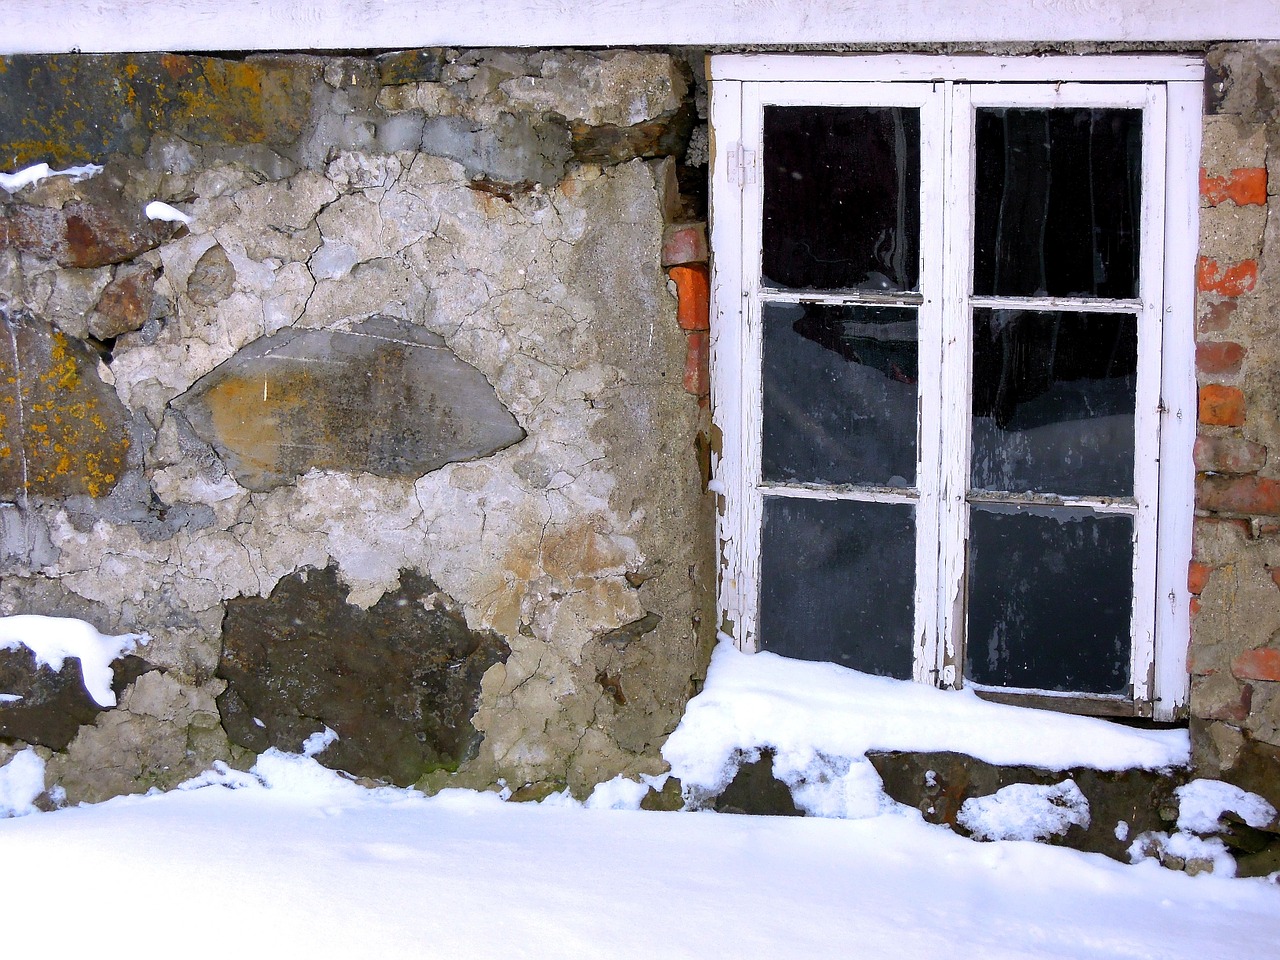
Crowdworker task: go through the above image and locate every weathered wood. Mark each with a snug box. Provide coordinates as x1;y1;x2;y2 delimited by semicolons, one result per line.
1;1;1276;55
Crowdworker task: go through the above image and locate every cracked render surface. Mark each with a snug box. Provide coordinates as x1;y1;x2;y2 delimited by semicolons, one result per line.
0;49;712;802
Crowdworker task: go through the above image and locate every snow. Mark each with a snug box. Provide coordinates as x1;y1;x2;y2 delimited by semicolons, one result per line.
958;778;1091;841
0;615;148;707
663;644;1190;809
0;162;101;193
302;726;339;757
0;750;1277;959
0;748;45;817
1177;779;1278;833
144;200;192;224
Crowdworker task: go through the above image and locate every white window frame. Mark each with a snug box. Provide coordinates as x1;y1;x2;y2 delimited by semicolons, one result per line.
708;54;1202;721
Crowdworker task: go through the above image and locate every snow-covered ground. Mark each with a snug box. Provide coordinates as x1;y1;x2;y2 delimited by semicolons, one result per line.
0;751;1277;959
2;627;1278;957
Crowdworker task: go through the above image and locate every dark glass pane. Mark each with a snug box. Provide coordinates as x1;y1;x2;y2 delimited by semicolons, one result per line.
974;108;1142;298
763;302;917;487
971;309;1137;496
763;106;920;292
966;506;1133;695
760;498;914;678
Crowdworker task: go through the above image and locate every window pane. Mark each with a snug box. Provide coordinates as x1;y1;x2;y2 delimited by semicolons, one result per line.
760;498;915;678
763;302;917;487
974;108;1142;299
762;105;920;292
966;505;1133;695
971;309;1137;497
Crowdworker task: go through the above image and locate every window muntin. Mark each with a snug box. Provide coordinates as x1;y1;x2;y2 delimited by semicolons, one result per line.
710;60;1197;720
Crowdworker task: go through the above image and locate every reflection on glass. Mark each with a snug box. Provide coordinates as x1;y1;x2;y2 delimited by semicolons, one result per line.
974;108;1142;299
763;105;920;292
966;505;1133;695
971;309;1137;496
761;497;915;678
763;302;918;487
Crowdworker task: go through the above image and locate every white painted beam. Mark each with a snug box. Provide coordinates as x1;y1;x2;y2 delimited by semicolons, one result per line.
1;0;1277;55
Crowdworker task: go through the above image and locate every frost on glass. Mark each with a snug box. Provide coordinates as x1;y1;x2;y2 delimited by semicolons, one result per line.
971;309;1137;496
965;505;1133;695
760;497;914;679
974;108;1142;299
763;302;917;487
762;105;920;292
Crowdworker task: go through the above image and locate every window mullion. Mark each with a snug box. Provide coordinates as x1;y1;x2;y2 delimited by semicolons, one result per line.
936;81;975;690
911;84;947;685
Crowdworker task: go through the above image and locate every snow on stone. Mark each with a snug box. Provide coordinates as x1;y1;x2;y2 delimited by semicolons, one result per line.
663;643;1190;807
0;748;46;817
1176;778;1277;833
958;778;1091;841
144;200;192;224
302;726;339;757
584;774;651;810
0;615;148;707
0;162;102;194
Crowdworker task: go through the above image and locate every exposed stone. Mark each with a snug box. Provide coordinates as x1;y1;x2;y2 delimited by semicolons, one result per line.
184;243;236;306
378;49;447;86
870;750;1185;861
640;775;685;811
217;563;511;785
0;648;149;749
0;54;318;167
571;105;696;165
0;199;176;269
0;309;132;500
88;263;160;340
596;612;662;649
174;316;526;492
419;112;573;186
705;749;803;816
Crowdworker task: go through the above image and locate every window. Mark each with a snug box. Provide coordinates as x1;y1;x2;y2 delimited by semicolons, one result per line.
708;56;1201;720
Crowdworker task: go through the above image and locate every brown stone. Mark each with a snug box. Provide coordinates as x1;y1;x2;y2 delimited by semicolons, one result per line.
216;563;511;785
0;199;174;269
175;316;526;492
185;243;236;307
0;309;132;500
88;263;160;339
570;104;696;166
0;648;149;749
1198;299;1238;334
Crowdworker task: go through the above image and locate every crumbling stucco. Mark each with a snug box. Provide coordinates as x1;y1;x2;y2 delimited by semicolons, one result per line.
0;47;713;802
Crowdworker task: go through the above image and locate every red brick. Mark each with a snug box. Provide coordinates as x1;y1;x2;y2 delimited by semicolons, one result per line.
683;331;709;397
661;223;709;267
1194;435;1267;474
1270;567;1280;590
1198;384;1246;426
1197;258;1259;297
1190;596;1202;618
1231;648;1280;682
1198;300;1238;335
1198;474;1280;516
669;264;710;332
1196;341;1246;376
1197;679;1253;722
1188;560;1213;596
1200;166;1268;206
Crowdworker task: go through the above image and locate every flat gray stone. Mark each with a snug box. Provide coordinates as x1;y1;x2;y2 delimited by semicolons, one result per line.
175;316;525;491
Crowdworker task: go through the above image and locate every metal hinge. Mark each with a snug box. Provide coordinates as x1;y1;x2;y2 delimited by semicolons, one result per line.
726;144;757;186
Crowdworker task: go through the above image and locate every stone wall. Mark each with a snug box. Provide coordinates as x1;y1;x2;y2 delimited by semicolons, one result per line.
0;49;715;802
1191;42;1280;808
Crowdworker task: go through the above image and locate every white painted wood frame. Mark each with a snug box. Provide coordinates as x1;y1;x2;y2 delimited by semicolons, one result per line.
709;54;1199;720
